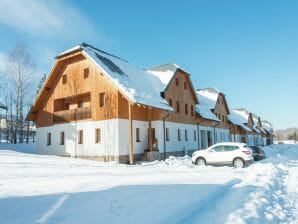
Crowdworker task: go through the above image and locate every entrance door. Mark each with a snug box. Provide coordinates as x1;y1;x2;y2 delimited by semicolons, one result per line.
207;131;212;147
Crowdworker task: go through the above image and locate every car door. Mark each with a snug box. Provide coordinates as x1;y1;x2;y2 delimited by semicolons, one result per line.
206;145;224;164
222;145;239;164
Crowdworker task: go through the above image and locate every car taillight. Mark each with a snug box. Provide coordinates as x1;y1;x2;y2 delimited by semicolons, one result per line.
242;150;251;155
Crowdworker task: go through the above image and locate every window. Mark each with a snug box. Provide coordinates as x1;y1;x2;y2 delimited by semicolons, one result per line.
64;103;69;110
78;100;83;108
175;78;179;86
191;105;194;116
95;128;101;143
184;81;187;89
224;146;239;151
166;128;170;141
99;92;105;107
169;98;172;107
84;68;89;79
212;146;224;152
60;132;64;145
185;130;188;141
62;74;67;84
136;128;140;142
194;130;197;141
178;129;181;141
176;101;180;113
185;103;188;115
78;130;83;144
218;114;221;120
47;133;51;146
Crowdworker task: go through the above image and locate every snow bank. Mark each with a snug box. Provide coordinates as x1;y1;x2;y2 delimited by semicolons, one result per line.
263;144;298;161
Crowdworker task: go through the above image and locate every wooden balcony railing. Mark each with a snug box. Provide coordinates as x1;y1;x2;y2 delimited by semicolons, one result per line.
53;107;91;123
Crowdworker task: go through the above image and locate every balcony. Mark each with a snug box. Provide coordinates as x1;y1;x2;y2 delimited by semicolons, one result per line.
53;107;91;123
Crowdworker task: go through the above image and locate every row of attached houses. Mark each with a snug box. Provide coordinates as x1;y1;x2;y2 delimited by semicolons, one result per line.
26;43;274;163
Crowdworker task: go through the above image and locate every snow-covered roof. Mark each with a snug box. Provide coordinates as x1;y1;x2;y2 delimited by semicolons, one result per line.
0;103;7;110
196;87;221;109
262;120;273;134
146;63;180;92
196;105;220;122
58;43;173;111
228;110;252;132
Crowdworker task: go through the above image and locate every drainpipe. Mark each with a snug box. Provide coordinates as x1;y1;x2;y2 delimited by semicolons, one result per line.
197;120;204;150
162;112;170;161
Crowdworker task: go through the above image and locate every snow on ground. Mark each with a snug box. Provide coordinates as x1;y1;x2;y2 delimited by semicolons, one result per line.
0;144;297;224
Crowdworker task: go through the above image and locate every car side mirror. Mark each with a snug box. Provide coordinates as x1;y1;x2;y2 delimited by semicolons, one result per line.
209;149;215;153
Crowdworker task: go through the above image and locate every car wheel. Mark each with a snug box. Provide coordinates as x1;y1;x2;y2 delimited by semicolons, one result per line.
196;157;206;166
233;158;245;168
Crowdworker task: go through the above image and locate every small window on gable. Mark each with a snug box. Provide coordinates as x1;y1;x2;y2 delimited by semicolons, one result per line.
176;101;180;113
84;68;89;79
65;103;69;110
175;78;179;86
178;129;181;141
47;133;51;146
95;128;101;143
62;74;67;84
99;92;105;107
169;98;172;107
185;103;188;115
60;132;65;145
184;81;187;90
136;128;141;142
166;128;170;141
191;105;194;116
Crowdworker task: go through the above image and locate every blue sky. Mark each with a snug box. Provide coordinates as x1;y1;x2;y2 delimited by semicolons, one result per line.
0;0;297;129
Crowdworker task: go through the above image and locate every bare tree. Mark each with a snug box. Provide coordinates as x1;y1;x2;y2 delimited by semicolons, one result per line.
5;43;37;143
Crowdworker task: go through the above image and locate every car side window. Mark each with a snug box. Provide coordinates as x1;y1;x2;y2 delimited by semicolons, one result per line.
212;146;224;152
224;146;239;151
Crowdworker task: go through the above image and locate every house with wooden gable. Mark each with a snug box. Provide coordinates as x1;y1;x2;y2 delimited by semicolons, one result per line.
251;113;264;146
229;108;256;146
195;87;231;148
262;120;274;145
146;63;199;156
27;45;200;163
228;109;252;143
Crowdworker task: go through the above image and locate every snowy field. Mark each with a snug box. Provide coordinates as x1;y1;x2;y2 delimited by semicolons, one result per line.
0;144;297;224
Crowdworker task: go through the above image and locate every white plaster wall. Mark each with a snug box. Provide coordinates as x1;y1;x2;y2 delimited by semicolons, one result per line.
215;128;231;144
36;119;120;157
118;119;149;156
263;137;267;146
232;134;243;143
153;121;198;154
247;134;255;146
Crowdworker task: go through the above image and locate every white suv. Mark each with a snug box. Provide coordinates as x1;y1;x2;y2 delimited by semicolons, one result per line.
192;142;253;168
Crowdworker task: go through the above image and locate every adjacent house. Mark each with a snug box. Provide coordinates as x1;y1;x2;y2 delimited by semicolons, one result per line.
196;87;231;148
262;120;274;145
228;109;252;143
27;44;200;163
